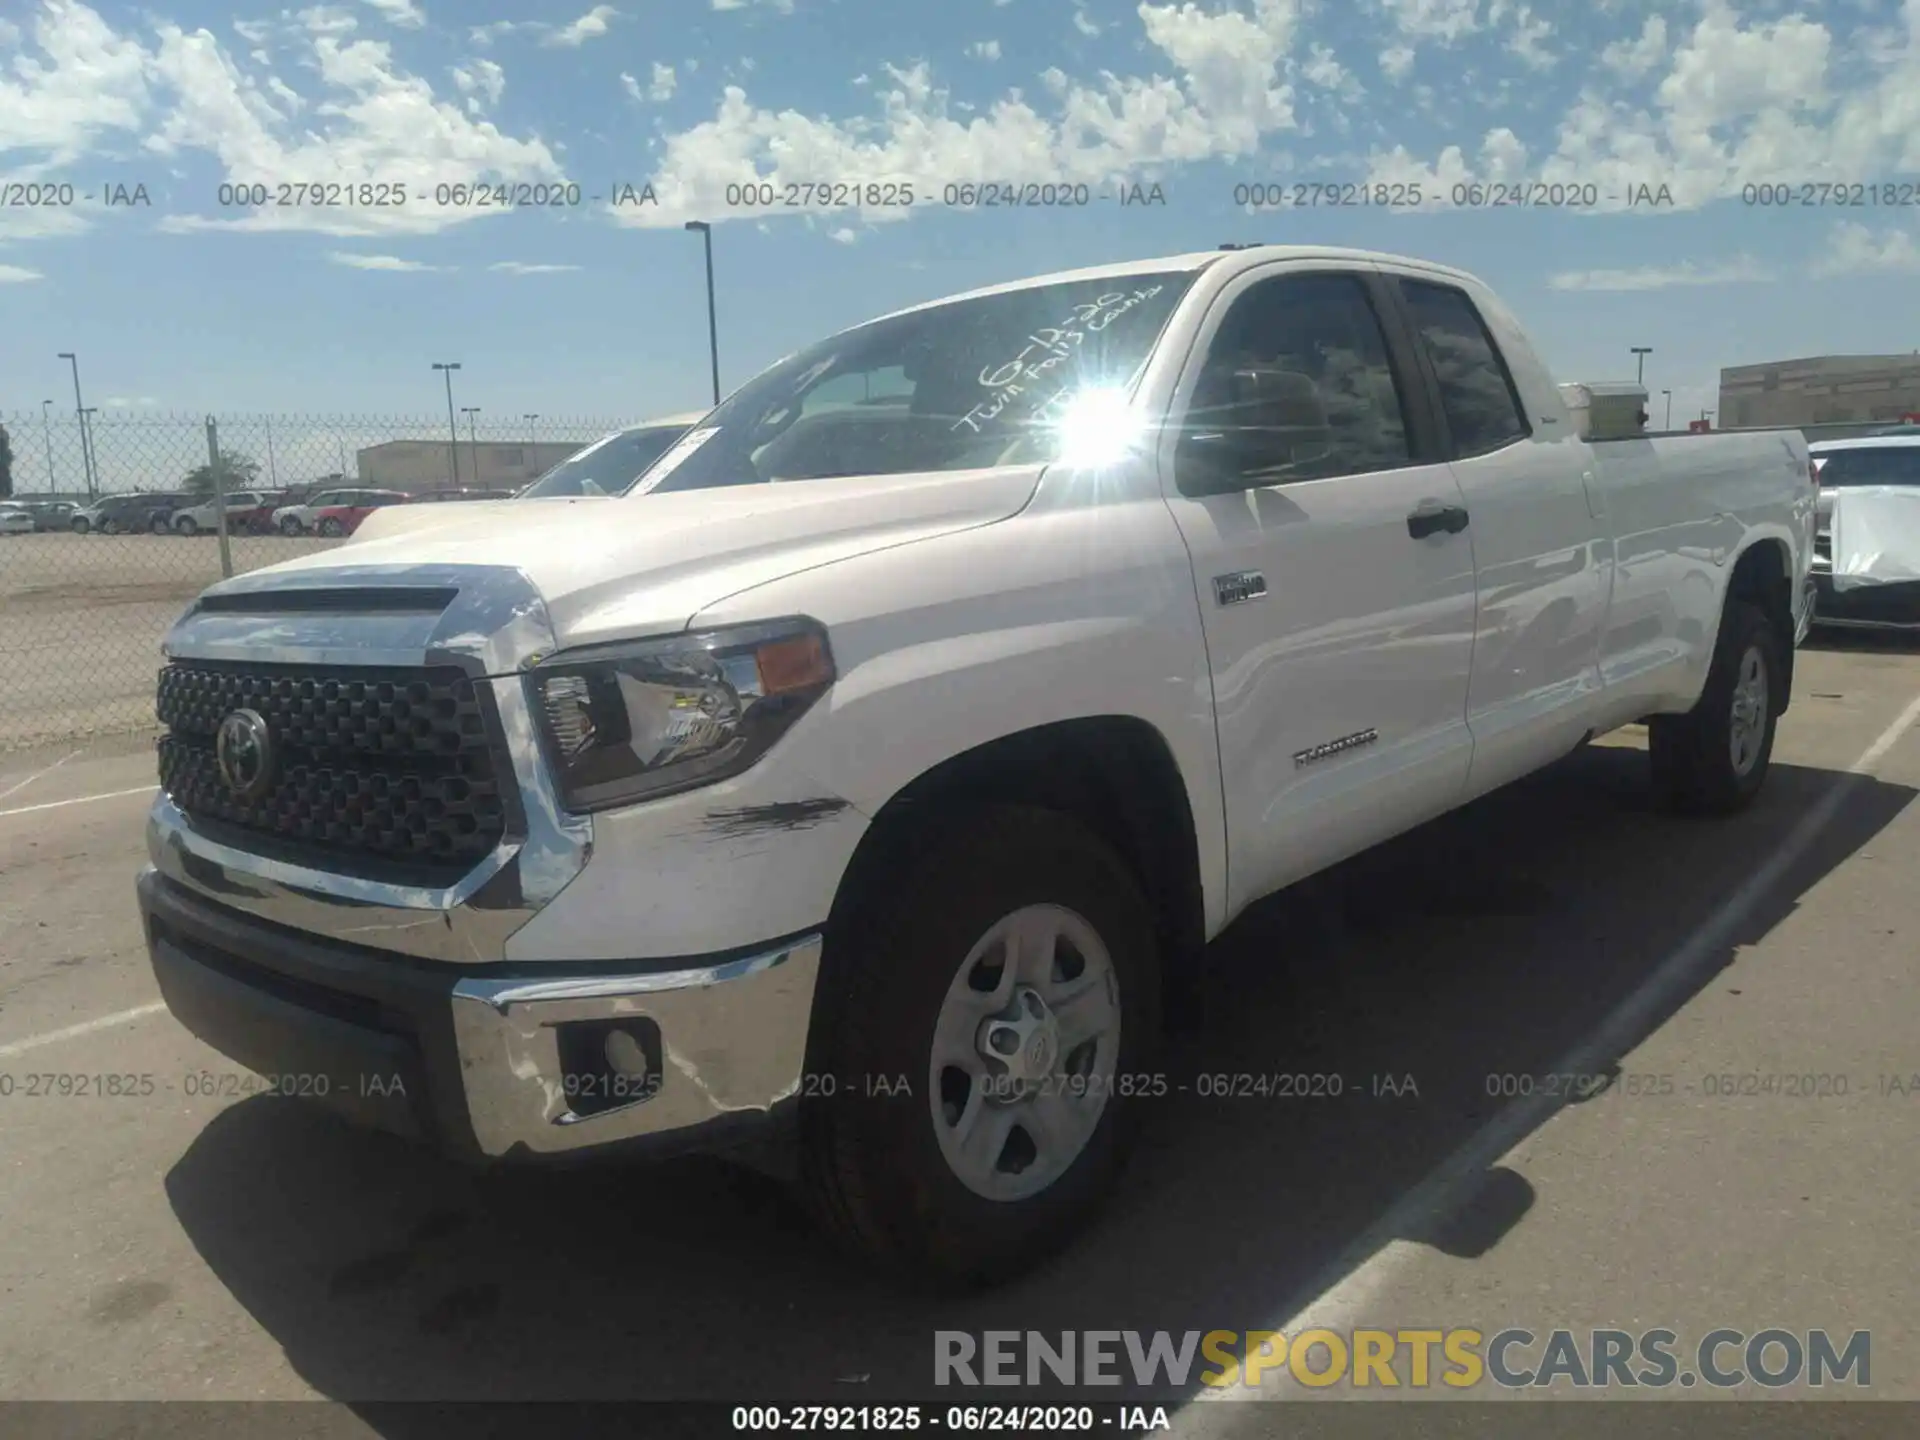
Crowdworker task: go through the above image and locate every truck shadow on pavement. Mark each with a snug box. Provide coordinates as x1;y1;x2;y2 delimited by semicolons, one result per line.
162;742;1913;1424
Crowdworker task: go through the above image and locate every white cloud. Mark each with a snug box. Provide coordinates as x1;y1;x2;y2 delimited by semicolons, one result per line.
0;5;565;238
327;251;441;269
1812;222;1920;277
1299;42;1350;90
648;61;677;100
712;0;797;11
543;5;619;46
621;0;1308;230
1506;5;1553;69
105;395;159;406
1367;0;1918;214
1601;15;1667;79
469;21;529;45
297;6;359;38
828;227;857;243
968;40;1002;61
451;57;505;111
1072;8;1101;38
488;260;581;273
1379;43;1415;82
1379;0;1479;44
0;1;153;165
1547;256;1775;291
0;262;44;282
232;19;272;44
361;0;425;29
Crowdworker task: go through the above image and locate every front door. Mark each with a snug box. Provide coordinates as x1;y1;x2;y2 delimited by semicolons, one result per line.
1157;265;1480;915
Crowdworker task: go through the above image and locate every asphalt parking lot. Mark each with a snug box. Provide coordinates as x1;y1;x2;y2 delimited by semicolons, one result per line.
0;531;338;752
1;632;1918;1426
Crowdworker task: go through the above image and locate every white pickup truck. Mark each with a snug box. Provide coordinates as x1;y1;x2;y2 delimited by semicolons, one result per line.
138;245;1816;1285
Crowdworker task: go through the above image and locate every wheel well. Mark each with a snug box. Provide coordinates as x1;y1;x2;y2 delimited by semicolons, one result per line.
826;716;1209;1025
1728;538;1794;714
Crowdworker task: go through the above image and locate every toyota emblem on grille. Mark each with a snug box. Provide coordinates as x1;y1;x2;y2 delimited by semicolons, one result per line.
215;708;276;801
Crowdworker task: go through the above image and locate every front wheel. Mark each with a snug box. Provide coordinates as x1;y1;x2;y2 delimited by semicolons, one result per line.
1649;599;1780;814
800;805;1161;1287
174;515;199;535
278;516;303;535
70;518;90;535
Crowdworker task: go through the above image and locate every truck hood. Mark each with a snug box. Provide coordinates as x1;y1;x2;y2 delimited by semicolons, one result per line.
248;466;1046;648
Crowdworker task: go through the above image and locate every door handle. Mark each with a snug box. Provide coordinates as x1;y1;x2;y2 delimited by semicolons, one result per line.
1407;501;1470;539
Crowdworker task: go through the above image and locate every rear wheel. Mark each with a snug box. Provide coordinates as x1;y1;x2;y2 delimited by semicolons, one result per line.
279;515;303;535
71;518;90;535
101;518;121;535
317;517;345;537
174;515;199;535
1649;599;1780;814
149;513;171;535
800;805;1160;1288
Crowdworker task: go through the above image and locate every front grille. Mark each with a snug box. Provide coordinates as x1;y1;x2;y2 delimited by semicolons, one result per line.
156;660;510;872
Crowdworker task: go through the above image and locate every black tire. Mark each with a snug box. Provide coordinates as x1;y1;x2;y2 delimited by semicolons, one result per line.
1648;599;1780;814
150;513;171;535
70;518;90;535
799;805;1161;1289
317;517;345;537
101;518;121;535
279;516;303;535
174;516;198;535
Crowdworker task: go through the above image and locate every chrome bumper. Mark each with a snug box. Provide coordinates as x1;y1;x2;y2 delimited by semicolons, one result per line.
450;936;823;1157
140;865;822;1161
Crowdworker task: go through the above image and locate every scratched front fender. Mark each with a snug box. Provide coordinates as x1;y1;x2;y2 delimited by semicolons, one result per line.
502;756;868;963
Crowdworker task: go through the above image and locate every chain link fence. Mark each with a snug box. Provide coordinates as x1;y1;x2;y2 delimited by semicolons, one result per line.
2;410;1909;756
0;411;638;754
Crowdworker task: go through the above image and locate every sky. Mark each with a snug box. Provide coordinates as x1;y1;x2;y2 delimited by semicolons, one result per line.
2;0;1918;451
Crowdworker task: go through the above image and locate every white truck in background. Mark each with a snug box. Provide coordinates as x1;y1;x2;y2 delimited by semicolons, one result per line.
138;245;1816;1286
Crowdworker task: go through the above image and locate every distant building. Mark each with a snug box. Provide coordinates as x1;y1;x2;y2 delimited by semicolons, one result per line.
354;439;589;492
1719;355;1920;429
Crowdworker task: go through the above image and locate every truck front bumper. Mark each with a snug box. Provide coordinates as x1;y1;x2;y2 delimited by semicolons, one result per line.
138;867;821;1162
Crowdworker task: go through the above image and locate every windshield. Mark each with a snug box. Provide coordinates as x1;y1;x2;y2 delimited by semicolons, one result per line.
628;272;1196;496
521;426;691;498
1814;447;1920;487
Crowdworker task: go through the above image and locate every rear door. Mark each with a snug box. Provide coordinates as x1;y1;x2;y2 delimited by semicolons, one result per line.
1157;263;1479;912
1385;274;1609;797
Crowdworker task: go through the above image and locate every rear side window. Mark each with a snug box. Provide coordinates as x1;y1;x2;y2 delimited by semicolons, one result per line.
1399;280;1531;458
1815;447;1920;486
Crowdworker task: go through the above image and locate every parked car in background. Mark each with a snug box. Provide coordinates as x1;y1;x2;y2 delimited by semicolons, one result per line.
16;500;78;531
69;492;192;534
310;490;411;536
515;413;706;499
0;505;36;536
1808;433;1920;631
274;488;407;535
170;490;279;535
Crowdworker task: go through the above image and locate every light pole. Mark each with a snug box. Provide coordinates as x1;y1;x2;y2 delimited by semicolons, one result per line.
524;412;539;446
57;352;97;497
1661;389;1672;430
1630;346;1652;387
432;361;462;485
462;406;481;487
40;400;55;495
79;408;98;493
685;220;721;406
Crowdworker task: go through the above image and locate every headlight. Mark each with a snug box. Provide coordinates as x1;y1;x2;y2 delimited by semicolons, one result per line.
529;618;836;812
